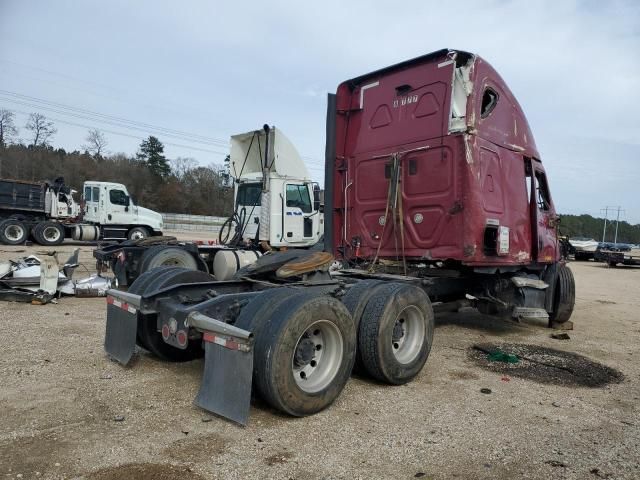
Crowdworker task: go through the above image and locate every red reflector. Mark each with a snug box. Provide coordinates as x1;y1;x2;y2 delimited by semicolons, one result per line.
176;330;188;347
162;324;170;340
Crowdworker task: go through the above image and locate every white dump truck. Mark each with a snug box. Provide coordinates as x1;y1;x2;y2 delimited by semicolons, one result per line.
0;177;163;246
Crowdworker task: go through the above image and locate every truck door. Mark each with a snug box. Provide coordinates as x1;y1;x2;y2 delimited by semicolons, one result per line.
235;182;262;242
83;184;102;223
106;187;133;225
283;183;314;244
527;159;558;263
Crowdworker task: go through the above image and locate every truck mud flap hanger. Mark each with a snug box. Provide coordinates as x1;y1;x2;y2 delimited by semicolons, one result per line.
104;290;254;425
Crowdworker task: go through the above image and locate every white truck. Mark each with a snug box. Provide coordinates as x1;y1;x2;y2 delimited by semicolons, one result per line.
0;177;163;246
222;125;323;248
94;125;324;286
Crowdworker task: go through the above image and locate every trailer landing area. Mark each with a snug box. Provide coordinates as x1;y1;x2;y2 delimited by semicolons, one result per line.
0;249;638;479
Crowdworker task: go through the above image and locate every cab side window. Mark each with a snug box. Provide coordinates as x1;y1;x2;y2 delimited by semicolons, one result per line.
286;184;312;213
534;171;551;211
84;186;92;201
109;189;128;206
92;187;100;202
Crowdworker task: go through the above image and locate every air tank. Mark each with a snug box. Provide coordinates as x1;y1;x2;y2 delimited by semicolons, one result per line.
73;225;100;241
213;249;261;280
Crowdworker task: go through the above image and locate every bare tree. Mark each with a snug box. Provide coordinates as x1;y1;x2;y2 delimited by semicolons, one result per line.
171;156;197;179
0;109;18;147
25;113;57;147
83;128;108;157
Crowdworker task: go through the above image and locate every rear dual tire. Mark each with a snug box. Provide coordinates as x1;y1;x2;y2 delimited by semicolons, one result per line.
243;291;357;417
33;222;65;246
357;283;434;384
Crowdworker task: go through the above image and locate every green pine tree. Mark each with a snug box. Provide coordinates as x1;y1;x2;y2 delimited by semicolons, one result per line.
137;136;170;179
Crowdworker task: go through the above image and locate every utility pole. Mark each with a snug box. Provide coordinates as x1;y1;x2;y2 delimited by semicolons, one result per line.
601;207;610;242
602;206;624;244
613;206;625;244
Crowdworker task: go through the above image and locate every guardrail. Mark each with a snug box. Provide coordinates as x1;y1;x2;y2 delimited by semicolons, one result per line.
161;213;227;232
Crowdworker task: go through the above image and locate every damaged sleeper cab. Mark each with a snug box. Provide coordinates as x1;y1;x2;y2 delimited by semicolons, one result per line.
104;49;575;425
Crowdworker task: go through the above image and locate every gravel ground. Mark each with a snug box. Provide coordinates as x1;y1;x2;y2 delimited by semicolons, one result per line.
0;237;638;479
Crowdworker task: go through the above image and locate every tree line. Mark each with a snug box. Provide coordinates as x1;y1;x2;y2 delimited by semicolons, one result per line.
560;214;640;245
0;109;233;215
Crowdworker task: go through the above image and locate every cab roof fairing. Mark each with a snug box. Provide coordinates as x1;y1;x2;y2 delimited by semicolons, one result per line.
466;55;540;159
230;127;311;183
336;48;540;160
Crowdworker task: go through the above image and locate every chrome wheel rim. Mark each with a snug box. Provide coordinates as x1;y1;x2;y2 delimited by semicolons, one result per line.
5;225;24;242
42;226;61;242
130;229;147;240
391;305;425;364
292;320;343;393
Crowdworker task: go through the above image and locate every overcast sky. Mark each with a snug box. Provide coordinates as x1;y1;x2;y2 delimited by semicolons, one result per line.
1;0;639;223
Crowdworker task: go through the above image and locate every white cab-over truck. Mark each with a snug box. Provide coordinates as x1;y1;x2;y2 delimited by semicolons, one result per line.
223;125;323;248
94;125;323;286
0;177;163;246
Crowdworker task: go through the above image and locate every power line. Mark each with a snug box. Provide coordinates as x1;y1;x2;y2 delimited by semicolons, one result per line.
7;108;229;157
2;96;231;149
0;89;230;147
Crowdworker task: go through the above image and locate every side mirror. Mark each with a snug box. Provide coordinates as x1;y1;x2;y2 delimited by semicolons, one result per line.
125;195;131;207
312;183;321;211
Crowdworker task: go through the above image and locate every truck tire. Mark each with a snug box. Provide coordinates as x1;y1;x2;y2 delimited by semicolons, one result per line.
358;283;434;385
128;226;150;241
33;221;65;246
137;267;213;361
234;287;300;333
140;245;199;273
234;287;302;384
253;293;357;417
342;280;386;326
0;219;28;245
341;280;386;373
549;264;575;324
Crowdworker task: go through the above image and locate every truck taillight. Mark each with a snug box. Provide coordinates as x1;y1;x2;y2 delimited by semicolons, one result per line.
176;330;188;347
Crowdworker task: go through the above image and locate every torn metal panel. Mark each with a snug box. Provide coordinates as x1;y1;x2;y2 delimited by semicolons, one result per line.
0;262;10;278
0;251;80;302
448;55;474;133
62;248;80;278
39;256;59;294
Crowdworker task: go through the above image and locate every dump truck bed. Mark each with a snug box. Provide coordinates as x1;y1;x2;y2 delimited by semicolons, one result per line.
0;178;46;214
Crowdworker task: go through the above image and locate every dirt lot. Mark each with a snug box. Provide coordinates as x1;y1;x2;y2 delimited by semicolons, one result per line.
0;237;638;479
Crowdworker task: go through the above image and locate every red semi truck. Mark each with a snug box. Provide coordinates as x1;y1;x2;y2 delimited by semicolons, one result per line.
104;49;575;424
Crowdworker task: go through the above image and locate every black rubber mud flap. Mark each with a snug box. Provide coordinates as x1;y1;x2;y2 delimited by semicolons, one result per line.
190;313;254;426
104;300;139;365
195;337;254;426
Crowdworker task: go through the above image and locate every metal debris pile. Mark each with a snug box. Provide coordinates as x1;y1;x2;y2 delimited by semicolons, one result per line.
0;249;112;304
